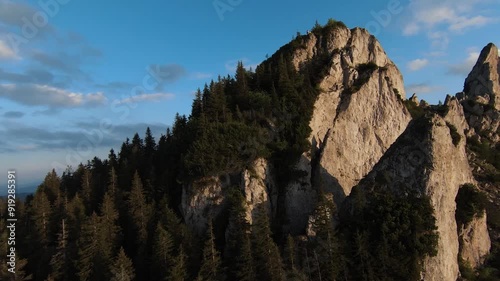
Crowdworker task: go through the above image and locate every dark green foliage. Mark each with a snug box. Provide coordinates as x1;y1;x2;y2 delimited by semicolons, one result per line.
235;232;255;281
343;63;379;95
459;258;477;281
196;220;222;281
356;62;378;73
340;188;439;281
49;219;70;281
183;121;269;180
309;193;345;281
169;246;188;281
435;103;450;117
468;137;500;182
459;258;500;281
311;18;347;37
15;19;453;281
456;184;487;226
110;248;135;281
252;204;286;281
447;122;462;146
225;188;256;281
76;213;100;281
404;99;426;119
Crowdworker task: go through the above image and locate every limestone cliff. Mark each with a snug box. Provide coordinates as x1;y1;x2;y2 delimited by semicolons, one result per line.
459;43;500;142
181;158;276;234
459;213;491;269
283;25;411;232
350;100;476;281
463;43;500;111
456;43;499;271
179;23;493;280
182;25;412;234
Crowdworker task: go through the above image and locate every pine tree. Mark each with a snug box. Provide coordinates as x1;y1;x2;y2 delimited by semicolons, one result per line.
151;222;174;280
191;88;204;119
39;169;61;204
310;193;343;281
196;220;222;281
126;171;151;279
97;191;121;276
31;190;52;247
169;245;187;281
50;219;70;280
284;234;296;271
127;171;150;242
80;168;92;214
76;213;99;281
252;204;285;281
110;248;135;281
108;149;118;169
144;127;156;156
235;231;255;281
67;194;86;240
235;61;249;99
108;167;118;197
225;189;255;281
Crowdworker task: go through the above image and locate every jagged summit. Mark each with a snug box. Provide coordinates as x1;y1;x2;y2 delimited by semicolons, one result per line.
464;43;500;110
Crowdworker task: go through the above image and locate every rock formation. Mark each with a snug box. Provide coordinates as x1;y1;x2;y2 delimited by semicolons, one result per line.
180;24;493;280
459;43;500;142
459;214;491;269
464;43;500;111
285;26;412;231
351;98;475;281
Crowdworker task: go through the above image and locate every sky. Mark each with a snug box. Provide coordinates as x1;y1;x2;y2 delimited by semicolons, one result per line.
0;0;499;193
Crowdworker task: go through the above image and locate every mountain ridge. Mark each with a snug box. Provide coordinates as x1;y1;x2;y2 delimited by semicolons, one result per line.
5;20;499;281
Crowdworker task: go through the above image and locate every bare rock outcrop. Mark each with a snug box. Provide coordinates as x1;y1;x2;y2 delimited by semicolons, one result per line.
181;158;276;234
459;43;500;142
287;25;411;213
181;177;226;234
464;43;500;111
459;213;491;268
240;158;277;224
352;105;476;280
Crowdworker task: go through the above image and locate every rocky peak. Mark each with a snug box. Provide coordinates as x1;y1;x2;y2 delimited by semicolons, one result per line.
350;106;480;280
291;25;393;77
464;43;500;110
276;24;412;233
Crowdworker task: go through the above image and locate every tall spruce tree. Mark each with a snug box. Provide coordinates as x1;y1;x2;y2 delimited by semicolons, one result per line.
50;219;70;281
310;193;343;281
196;220;222;281
110;248;135;281
127;171;150;243
252;204;285;281
97;191;121;278
169;245;187;281
151;222;174;280
225;189;255;281
76;213;100;281
80;168;93;215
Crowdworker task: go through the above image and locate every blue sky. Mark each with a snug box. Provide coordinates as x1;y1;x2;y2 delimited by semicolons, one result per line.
0;0;499;192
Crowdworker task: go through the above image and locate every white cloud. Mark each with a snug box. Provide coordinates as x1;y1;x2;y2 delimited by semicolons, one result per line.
406;83;443;94
116;93;175;105
428;31;450;50
190;72;212;80
0;39;19;60
407;59;429;71
403;22;420;36
0;83;107;107
402;0;497;49
447;51;480;75
449;15;492;32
